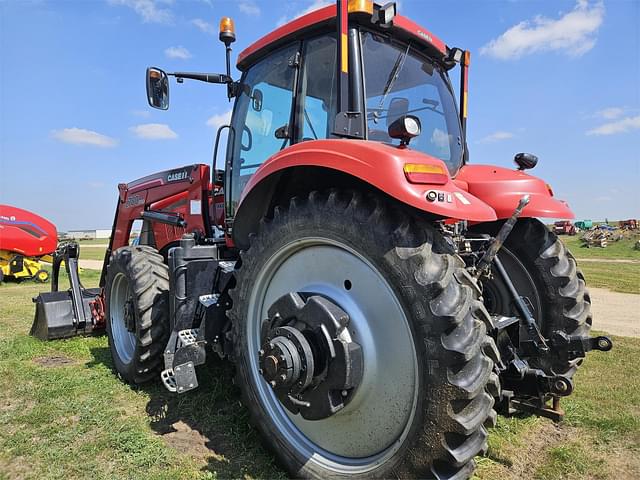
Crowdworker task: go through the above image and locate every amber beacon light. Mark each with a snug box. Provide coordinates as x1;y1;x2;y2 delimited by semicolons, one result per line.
219;17;236;45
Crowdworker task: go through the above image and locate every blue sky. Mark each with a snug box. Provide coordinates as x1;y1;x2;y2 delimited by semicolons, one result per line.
0;0;638;230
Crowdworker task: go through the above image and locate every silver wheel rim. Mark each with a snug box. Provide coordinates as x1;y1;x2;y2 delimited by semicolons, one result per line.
247;237;419;473
110;272;136;364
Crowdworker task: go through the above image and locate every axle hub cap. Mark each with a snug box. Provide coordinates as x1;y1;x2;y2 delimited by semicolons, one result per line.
259;293;363;420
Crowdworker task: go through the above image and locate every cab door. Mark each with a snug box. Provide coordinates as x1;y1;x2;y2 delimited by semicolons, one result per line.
225;43;300;220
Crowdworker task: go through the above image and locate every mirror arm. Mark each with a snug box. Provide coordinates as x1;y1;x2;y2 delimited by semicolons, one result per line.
168;72;232;85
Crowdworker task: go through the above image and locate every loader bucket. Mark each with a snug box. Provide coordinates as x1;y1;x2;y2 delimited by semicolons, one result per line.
31;288;101;340
30;242;105;341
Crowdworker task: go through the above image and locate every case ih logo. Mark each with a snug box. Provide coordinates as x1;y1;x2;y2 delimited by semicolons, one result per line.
417;30;433;43
167;170;189;182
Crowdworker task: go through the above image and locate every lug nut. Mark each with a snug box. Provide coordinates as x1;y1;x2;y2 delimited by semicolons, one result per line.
341;390;348;397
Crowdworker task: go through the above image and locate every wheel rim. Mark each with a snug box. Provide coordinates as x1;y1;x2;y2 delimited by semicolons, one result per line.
247;237;419;472
110;272;136;364
483;248;543;329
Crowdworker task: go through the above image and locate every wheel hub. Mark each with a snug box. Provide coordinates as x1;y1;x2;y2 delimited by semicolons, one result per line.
259;293;363;420
259;326;314;391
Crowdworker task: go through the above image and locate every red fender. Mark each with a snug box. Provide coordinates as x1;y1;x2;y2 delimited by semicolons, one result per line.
455;164;574;220
235;140;497;237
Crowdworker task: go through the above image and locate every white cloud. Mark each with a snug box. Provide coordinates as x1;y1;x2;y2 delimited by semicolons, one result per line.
595;107;625;120
206;110;233;129
107;0;173;24
130;123;178;140
430;128;450;154
586;115;640;136
191;18;214;34
164;46;192;60
478;131;514;143
481;1;605;60
87;181;105;189
278;0;332;26
51;128;118;148
239;1;261;16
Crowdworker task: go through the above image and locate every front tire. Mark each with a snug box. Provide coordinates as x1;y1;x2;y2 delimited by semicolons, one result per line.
230;190;496;479
105;246;170;384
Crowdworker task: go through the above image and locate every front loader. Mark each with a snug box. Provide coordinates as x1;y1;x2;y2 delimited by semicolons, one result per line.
32;1;612;478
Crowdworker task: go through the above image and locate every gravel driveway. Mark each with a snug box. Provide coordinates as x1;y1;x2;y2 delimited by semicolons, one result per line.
590;287;640;337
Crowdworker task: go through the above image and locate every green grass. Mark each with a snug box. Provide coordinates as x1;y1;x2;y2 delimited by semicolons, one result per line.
561;235;640;260
534;442;608;480
1;278;639;479
78;245;108;262
68;238;110;246
579;262;640;294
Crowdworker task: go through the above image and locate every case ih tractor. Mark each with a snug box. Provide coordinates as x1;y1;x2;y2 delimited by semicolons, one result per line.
32;1;612;478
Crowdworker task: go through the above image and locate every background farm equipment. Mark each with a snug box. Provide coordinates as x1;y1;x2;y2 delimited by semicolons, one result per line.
580;224;625;248
0;205;57;283
574;219;593;231
554;220;576;235
28;2;612;478
620;219;638;230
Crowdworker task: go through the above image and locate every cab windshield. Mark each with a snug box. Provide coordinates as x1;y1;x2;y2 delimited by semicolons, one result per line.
361;31;464;175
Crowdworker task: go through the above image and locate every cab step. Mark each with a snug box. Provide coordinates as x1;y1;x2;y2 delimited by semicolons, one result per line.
160;361;198;394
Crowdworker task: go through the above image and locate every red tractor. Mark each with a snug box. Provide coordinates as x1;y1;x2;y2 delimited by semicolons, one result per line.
32;2;611;478
554;220;577;235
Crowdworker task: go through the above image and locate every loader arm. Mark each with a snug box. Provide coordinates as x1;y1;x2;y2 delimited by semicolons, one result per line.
100;164;214;287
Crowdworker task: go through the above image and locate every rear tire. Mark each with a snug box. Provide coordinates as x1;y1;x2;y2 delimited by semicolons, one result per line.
477;218;592;377
105;246;170;384
230;190;496;479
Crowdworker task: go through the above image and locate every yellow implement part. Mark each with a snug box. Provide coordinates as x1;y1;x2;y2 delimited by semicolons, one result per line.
0;250;48;282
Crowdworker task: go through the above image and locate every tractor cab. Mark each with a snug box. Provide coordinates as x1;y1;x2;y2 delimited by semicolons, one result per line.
146;1;472;237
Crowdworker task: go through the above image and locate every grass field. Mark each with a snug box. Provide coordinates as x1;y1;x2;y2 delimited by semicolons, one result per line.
558;235;640;294
560;235;640;260
78;245;108;262
0;273;638;479
579;262;640;295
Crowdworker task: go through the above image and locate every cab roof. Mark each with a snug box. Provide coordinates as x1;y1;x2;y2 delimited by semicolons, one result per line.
237;4;447;71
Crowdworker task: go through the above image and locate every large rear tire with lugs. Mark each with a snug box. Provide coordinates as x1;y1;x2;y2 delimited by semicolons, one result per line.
105;245;170;384
477;218;592;377
229;190;496;479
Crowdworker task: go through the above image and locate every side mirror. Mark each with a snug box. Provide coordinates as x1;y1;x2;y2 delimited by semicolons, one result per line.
514;152;538;170
146;67;169;110
251;89;263;112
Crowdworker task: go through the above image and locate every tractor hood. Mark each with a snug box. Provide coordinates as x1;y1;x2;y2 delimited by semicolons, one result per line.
455;164;575;219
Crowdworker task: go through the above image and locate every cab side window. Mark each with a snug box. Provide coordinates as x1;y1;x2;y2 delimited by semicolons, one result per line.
298;34;337;141
227;44;298;215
